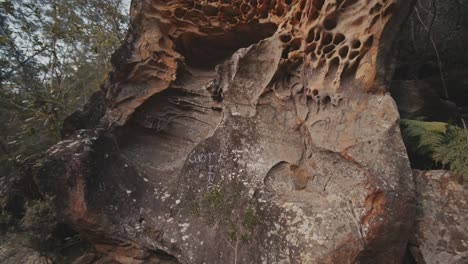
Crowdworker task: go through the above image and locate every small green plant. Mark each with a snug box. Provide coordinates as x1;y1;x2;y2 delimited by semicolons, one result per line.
203;185;228;223
401;119;468;178
240;207;258;243
189;180;260;250
242;208;258;231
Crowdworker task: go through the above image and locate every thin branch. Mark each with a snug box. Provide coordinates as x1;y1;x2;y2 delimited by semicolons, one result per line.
427;0;436;39
413;6;449;99
1;48;48;81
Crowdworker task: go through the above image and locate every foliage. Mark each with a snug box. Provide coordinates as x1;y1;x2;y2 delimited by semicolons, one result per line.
0;1;128;260
401;119;468;178
189;181;259;244
190;185;230;224
0;0;128;177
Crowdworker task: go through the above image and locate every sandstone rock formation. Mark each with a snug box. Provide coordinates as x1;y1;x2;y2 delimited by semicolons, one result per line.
35;0;418;263
409;170;467;264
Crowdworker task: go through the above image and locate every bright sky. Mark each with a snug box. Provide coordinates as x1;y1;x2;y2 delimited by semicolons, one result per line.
122;0;131;14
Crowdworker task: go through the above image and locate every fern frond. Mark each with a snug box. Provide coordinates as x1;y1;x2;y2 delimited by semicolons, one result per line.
432;127;468;177
401;119;447;135
401;119;468;179
401;119;447;155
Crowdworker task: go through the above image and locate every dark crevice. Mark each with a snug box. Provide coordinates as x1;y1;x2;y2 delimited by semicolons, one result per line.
150;248;181;263
402;245;417;264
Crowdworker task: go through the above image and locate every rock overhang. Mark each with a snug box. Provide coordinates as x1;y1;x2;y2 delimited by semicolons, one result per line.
36;1;418;263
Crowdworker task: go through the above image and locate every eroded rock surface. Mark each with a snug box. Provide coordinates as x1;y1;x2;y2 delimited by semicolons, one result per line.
36;1;417;263
0;235;48;264
409;170;467;264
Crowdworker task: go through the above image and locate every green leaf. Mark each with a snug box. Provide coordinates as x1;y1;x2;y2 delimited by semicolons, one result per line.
401;119;468;178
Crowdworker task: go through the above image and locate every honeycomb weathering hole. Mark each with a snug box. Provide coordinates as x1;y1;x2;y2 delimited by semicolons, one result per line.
339;46;349;58
333;33;345;45
352;40;361;49
324;18;337;30
322;33;333;45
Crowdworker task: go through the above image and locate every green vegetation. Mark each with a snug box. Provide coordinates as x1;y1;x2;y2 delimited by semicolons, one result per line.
401;119;468;178
0;0;127;177
226;206;258;243
190;181;259;244
0;1;127;261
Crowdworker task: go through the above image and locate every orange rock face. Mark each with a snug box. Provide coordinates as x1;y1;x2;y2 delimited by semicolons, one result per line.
104;0;405;126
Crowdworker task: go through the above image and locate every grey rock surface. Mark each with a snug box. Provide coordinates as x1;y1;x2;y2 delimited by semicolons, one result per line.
409;170;468;264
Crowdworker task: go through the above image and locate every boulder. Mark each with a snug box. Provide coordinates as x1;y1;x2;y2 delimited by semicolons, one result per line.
389;80;459;122
34;1;417;263
409;170;467;264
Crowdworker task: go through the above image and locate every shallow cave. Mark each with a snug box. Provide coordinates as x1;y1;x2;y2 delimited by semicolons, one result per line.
173;22;278;69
